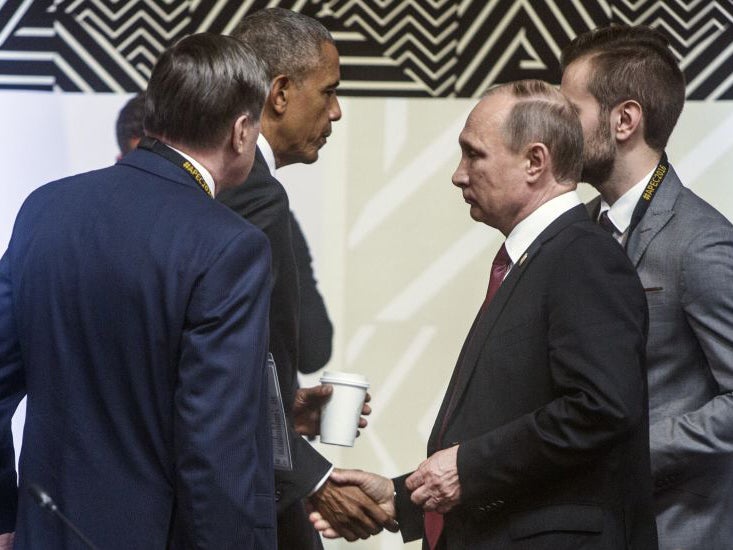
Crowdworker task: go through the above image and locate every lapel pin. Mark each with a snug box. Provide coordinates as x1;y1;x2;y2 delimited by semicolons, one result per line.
518;252;528;267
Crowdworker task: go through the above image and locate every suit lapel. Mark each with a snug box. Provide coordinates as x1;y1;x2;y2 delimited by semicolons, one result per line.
430;205;590;449
428;307;483;451
626;167;681;266
586;195;601;220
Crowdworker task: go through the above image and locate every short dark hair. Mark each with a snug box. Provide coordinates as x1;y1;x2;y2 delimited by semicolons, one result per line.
561;25;685;152
487;80;584;185
231;8;333;83
144;33;268;151
116;93;145;155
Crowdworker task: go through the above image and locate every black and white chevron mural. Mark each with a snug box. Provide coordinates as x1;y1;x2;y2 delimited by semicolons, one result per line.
1;0;732;98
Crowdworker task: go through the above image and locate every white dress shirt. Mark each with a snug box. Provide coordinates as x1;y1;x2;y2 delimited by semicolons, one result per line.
597;166;655;245
257;134;277;177
503;190;583;271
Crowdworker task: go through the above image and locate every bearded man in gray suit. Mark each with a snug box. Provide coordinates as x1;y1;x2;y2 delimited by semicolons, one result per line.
561;25;733;550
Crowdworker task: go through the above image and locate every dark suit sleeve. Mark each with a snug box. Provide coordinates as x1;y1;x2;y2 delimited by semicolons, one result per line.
458;233;648;505
218;162;333;510
174;229;275;547
274;434;331;512
393;473;423;543
0;251;24;533
216;169;293;288
289;212;332;374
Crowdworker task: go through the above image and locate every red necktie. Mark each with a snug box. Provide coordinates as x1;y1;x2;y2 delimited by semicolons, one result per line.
425;244;511;549
425;511;444;550
483;243;511;310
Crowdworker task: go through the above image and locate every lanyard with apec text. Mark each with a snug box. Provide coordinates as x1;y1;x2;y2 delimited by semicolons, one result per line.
625;152;669;247
136;136;213;198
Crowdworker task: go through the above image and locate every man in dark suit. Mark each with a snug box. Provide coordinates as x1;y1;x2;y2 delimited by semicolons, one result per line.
113;84;332;376
217;7;392;549
311;80;657;549
560;25;733;550
0;33;276;549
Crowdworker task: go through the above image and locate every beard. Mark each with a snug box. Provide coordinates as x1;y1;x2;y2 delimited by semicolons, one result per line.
581;114;616;188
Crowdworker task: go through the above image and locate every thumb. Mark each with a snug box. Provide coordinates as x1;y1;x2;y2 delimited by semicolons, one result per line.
310;384;333;401
329;468;364;485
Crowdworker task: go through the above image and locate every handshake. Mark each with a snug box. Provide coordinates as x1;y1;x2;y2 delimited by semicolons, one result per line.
294;384;461;542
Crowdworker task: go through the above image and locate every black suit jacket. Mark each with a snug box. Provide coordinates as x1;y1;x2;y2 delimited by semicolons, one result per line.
217;148;331;549
290;212;333;374
0;149;276;548
395;205;657;549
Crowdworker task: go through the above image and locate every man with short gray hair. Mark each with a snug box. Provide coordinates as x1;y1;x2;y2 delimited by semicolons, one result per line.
0;33;276;549
218;8;395;549
311;80;657;549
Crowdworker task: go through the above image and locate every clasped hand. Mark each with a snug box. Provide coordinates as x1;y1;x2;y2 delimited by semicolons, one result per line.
406;445;461;514
308;469;399;541
309;446;462;540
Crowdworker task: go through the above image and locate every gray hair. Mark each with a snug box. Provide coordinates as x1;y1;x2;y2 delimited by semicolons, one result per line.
486;80;583;185
144;32;268;150
231;8;334;83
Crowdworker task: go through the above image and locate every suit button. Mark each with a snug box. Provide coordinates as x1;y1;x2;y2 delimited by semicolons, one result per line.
275;490;281;501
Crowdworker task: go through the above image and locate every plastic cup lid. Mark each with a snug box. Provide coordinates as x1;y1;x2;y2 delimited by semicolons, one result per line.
320;370;369;388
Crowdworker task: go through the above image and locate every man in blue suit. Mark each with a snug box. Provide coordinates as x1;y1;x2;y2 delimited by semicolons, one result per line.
0;33;276;549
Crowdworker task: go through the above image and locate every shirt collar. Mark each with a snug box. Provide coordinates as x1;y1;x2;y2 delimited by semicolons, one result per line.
257;134;277;177
168;145;215;197
504;191;582;265
598;166;655;234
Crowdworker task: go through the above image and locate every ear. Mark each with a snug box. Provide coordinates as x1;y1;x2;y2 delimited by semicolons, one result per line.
230;114;251;155
268;74;290;116
611;100;643;144
525;142;549;183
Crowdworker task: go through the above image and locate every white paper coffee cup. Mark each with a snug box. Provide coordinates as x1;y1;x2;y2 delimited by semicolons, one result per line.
319;371;370;447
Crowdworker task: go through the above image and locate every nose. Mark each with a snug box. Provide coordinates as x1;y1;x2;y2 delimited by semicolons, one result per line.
330;94;342;122
452;158;467;188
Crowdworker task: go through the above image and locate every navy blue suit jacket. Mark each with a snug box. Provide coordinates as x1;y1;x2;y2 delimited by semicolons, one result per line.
0;149;276;549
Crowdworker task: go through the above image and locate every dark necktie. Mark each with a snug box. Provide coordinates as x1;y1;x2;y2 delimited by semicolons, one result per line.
598;210;619;235
483;243;511;310
424;244;512;549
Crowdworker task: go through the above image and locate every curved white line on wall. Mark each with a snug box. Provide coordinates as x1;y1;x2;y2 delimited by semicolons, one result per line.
377;225;497;322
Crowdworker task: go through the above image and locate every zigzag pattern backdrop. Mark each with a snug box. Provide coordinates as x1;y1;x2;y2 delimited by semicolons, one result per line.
1;0;732;97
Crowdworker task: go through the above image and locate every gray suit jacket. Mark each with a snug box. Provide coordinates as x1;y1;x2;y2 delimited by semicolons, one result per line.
589;165;733;550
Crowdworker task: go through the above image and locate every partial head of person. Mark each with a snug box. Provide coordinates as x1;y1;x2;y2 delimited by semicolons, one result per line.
560;25;685;188
231;7;341;168
115;92;145;160
453;79;583;236
144;32;269;193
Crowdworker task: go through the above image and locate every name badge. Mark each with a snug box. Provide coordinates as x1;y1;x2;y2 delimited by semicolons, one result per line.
266;353;293;471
